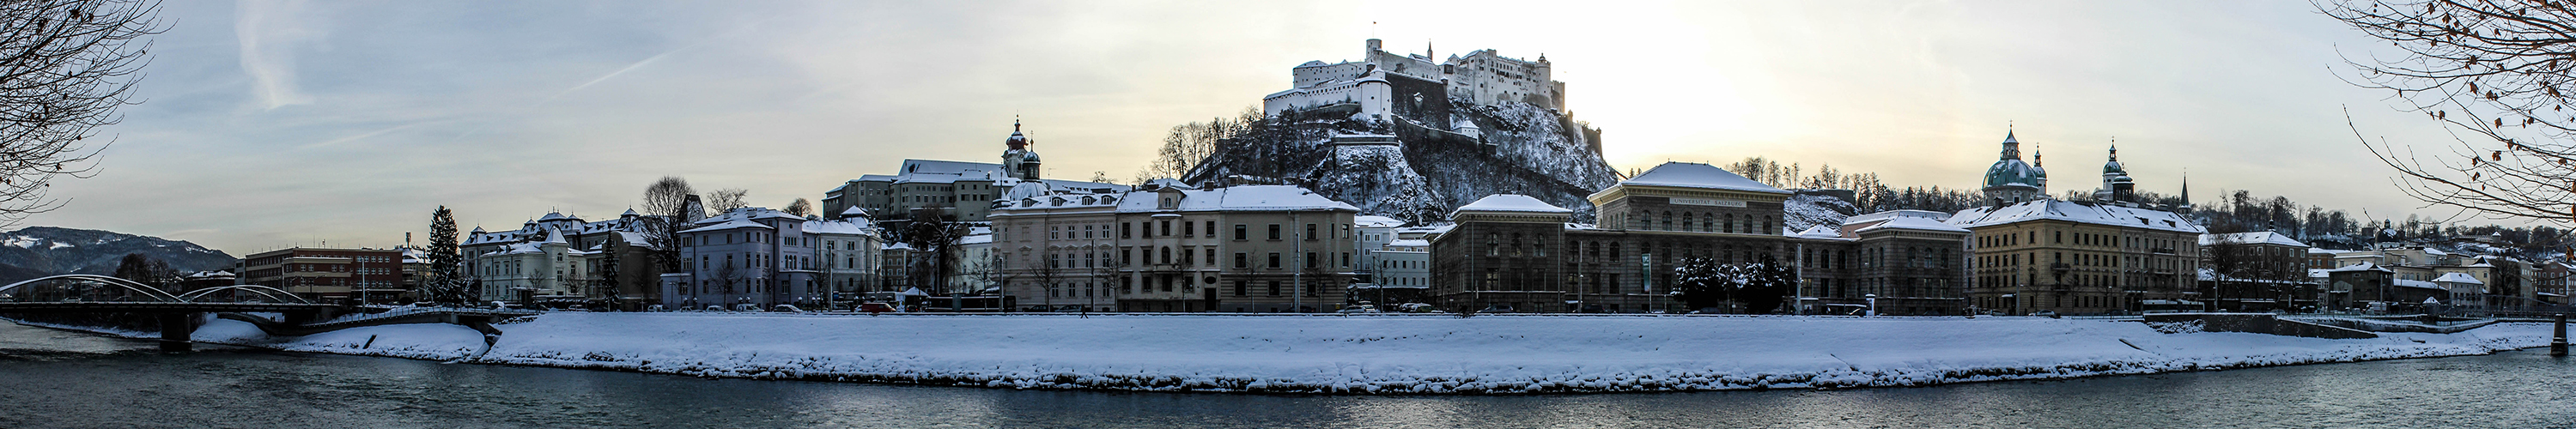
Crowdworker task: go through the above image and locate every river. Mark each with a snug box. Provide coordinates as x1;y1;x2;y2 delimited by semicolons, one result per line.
0;322;2569;428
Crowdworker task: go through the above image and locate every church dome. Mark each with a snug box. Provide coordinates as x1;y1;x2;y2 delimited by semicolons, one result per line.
1984;159;2044;190
1005;120;1030;150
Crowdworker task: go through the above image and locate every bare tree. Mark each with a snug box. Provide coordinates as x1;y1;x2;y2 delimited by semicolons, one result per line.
640;176;695;275
784;197;813;217
1137;106;1262;183
899;207;973;295
0;1;162;227
706;188;749;214
2325;1;2576;225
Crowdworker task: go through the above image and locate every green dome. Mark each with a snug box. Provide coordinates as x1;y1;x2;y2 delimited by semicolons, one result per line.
1984;159;2044;190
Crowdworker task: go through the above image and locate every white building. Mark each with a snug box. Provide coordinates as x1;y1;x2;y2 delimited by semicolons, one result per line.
1353;214;1405;281
1264;39;1565;119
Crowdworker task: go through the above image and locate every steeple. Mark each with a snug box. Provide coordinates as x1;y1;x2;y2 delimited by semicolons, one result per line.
2000;130;2021;160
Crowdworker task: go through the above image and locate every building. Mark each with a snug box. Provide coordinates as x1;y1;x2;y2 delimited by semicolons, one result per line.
1267;39;1565;120
991;184;1361;312
1358;227;1432;307
1353;214;1406;283
463;210;663;307
804;211;884;302
1954;135;2203;315
820;123;1129;223
1793;210;1976;316
237;247;407;303
2197;232;2318;311
659;207;850;309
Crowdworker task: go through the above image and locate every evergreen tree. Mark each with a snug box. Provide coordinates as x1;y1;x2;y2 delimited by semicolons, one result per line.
428;206;463;305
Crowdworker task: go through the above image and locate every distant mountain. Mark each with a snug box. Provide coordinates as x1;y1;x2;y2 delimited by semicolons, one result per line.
0;227;236;285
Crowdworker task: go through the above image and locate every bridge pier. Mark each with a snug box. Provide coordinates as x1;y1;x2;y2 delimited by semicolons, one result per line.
158;312;192;353
2552;313;2567;358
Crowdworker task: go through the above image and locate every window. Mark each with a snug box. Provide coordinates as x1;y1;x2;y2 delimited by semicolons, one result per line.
1267;281;1281;296
1160;220;1172;237
1206;221;1217;239
1268;224;1282;240
1121;222;1132;239
1235;225;1248;240
1235;252;1249;269
1305;252;1318;269
1306;224;1317;241
1268;252;1282;269
1183;221;1194;237
1160;246;1173;264
1235;281;1247;297
1206;249;1217;267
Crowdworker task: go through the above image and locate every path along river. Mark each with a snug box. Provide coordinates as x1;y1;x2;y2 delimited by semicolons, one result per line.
0;322;2569;428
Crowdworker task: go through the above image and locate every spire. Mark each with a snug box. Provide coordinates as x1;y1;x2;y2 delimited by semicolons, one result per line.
1999;129;2021;160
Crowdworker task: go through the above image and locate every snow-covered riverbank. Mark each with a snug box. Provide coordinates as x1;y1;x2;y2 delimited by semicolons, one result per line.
19;313;2560;394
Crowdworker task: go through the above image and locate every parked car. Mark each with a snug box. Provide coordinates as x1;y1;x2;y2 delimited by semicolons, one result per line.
1479;305;1516;314
2031;310;2060;318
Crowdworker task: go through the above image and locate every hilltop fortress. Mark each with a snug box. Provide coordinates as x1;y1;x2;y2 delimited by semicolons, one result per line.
1263;39;1567;123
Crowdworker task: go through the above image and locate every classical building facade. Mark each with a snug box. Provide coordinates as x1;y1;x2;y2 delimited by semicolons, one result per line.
1953;136;2203;315
821;123;1128;223
656;208;873;309
463;210;662;307
1429;162;1975;315
991;184;1360;312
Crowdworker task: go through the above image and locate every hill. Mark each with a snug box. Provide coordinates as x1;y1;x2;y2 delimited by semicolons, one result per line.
0;227;236;284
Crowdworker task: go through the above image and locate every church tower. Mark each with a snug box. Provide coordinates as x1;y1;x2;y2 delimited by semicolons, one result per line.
1000;119;1042;180
2095;142;2136;203
1980;130;2047;206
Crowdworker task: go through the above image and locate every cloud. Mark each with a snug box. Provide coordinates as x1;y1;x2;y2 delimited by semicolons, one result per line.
234;0;315;110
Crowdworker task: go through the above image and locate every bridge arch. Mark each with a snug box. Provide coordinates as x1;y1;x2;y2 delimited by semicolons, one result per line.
176;284;312;305
0;275;179;302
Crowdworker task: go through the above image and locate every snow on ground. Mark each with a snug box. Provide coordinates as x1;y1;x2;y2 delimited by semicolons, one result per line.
472;313;2556;394
11;313;2556;394
189;317;488;360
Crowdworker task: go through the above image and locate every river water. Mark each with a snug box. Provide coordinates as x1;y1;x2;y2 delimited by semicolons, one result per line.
0;322;2570;429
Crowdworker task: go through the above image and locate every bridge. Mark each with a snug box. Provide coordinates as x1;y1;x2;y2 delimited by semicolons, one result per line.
0;275;355;351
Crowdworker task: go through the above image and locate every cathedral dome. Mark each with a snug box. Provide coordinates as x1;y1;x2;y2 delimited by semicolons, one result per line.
1984;159;2044;190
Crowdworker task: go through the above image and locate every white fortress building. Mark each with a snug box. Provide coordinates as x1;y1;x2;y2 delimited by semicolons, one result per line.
1263;39;1567;120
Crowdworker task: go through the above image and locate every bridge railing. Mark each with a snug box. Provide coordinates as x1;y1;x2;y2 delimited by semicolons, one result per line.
0;275;181;303
175;284;313;305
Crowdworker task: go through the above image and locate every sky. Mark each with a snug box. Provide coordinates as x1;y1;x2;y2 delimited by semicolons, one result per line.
18;0;2476;255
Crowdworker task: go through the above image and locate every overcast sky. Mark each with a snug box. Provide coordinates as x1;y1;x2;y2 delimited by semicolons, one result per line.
20;0;2470;254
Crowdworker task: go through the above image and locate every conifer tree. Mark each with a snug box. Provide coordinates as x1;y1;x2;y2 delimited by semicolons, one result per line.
428;206;463;304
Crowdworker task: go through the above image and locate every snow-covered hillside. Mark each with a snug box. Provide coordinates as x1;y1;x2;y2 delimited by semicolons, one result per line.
1187;99;1617;223
0;227;236;283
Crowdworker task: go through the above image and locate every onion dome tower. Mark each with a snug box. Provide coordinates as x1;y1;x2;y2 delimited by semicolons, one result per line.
1981;130;2048;206
1000;119;1042;180
2095;142;2136;202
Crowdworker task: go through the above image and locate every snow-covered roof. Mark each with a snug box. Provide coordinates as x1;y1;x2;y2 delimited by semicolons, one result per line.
1856;216;1971;233
1354;215;1406;228
1791;226;1848;239
1107;185;1358;213
1843;209;1950;225
1946;199;2202;233
679;219;774;234
2200;232;2308;248
1453;194;1571;215
2395;279;2444;290
1618;162;1789;194
2326;262;2393;273
802;219;875;236
839;205;868;217
2432;272;2483;284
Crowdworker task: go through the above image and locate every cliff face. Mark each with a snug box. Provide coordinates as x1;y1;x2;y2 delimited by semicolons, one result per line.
1185;98;1619;223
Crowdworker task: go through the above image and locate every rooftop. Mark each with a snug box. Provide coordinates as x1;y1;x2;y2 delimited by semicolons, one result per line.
1619;162;1789;195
